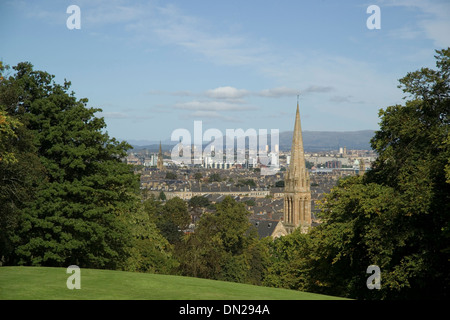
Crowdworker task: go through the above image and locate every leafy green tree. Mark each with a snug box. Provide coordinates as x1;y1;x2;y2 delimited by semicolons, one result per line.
0;63;47;265
208;173;221;182
1;62;141;269
364;48;450;299
124;205;178;274
149;197;190;245
193;172;203;181
275;180;285;188
236;179;256;188
308;49;450;299
263;48;450;300
309;176;403;299
188;195;210;208
165;171;177;180
0;110;20;164
244;199;255;206
177;196;269;284
263;229;312;291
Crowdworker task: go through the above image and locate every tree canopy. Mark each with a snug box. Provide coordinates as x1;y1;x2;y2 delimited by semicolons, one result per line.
0;62;174;272
264;48;450;299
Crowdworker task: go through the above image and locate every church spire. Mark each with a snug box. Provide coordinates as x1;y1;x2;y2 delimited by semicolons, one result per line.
157;141;164;170
287;96;308;192
283;97;311;233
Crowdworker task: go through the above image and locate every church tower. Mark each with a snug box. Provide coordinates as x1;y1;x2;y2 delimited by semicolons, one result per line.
157;141;164;170
283;98;311;234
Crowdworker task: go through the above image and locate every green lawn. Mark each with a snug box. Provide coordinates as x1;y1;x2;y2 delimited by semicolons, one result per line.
0;266;347;300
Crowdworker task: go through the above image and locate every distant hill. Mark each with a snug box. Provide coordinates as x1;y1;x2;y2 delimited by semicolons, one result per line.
128;130;376;152
281;130;375;152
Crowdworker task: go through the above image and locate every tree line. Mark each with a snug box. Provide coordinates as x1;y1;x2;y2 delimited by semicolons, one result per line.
1;48;449;299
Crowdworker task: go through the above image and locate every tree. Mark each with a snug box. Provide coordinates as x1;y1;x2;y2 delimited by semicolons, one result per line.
263;48;450;300
124;205;178;274
307;49;450;299
263;229;312;291
275;180;285;188
236;179;256;188
0;62;46;265
165;171;177;180
177;196;269;284
194;172;203;181
152;197;190;244
208;173;221;182
188;195;210;208
244;199;255;206
1;62;140;269
0;110;20;164
308;176;403;299
365;48;450;299
0;109;45;265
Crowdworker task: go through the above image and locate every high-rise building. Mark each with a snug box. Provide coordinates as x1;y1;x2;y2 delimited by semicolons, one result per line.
283;99;312;234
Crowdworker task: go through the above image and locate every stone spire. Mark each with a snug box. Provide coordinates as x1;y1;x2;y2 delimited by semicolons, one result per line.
157;141;164;170
283;98;311;233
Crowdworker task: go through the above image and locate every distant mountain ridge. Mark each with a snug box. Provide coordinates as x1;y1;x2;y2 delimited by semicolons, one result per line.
128;130;376;152
282;130;375;151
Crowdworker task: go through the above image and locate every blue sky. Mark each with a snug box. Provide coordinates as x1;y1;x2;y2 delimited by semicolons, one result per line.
1;0;449;144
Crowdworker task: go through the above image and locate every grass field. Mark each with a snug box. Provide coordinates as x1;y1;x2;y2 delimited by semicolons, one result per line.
0;266;347;300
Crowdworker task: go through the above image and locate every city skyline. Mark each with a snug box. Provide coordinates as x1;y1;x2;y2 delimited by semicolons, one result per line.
1;0;449;142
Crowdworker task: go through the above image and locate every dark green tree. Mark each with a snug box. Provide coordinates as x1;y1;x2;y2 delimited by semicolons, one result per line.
177;196;269;284
275;180;285;188
149;197;190;244
124;205;178;274
0;62;47;265
1;62;140;269
263;48;450;300
188;195;210;208
364;48;450;298
309;48;450;299
193;172;203;181
208;173;221;182
263;229;312;291
165;171;177;180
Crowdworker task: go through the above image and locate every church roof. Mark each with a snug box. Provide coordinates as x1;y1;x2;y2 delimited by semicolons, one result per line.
249;218;281;239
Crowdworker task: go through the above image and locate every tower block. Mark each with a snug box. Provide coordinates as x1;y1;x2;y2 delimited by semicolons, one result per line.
283;99;311;234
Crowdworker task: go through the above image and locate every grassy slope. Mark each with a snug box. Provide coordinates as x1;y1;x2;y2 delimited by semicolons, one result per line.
0;266;346;300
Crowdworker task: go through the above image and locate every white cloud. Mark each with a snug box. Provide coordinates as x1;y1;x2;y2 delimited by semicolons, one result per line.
205;86;249;100
383;0;450;48
183;111;243;122
303;85;335;94
146;4;270;67
257;87;299;98
420;18;450;48
256;85;334;98
148;90;195;97
97;110;154;120
150;85;333;101
174;100;255;112
387;26;423;40
98;111;129;119
329;95;365;104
